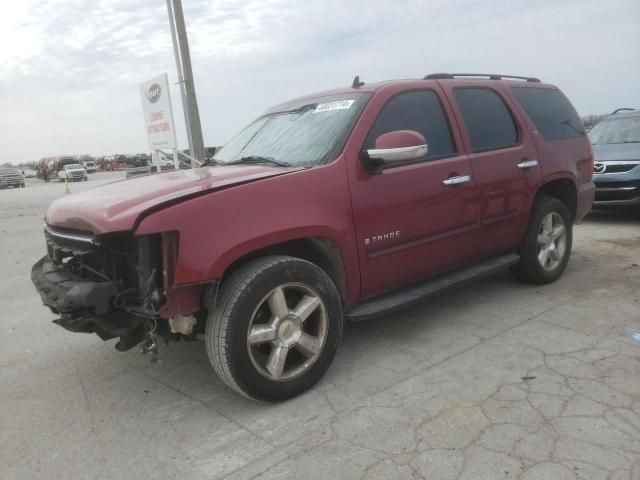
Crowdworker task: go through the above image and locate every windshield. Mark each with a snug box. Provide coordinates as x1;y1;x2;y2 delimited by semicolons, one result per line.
65;164;82;170
0;168;19;174
588;115;640;144
213;93;371;167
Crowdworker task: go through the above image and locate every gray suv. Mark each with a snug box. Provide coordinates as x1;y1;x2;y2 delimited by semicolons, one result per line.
589;108;640;208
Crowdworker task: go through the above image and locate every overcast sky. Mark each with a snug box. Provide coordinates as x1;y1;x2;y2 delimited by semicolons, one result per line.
1;0;639;164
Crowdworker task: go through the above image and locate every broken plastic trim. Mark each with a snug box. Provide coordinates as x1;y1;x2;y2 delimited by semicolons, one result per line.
44;224;100;246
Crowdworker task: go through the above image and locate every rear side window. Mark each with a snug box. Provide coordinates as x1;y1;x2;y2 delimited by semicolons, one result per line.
512;87;585;140
365;90;455;158
453;88;519;152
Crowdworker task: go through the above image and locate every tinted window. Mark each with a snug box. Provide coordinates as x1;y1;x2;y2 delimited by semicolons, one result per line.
453;88;519;152
512;87;585;140
365;90;455;158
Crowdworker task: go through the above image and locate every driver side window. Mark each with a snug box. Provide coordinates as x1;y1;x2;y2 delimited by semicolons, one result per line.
365;90;456;159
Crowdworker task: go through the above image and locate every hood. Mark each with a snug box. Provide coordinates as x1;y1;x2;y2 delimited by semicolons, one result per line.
592;143;640;162
45;165;302;234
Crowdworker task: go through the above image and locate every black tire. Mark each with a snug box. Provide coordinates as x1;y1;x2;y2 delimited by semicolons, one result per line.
512;196;572;284
205;255;343;401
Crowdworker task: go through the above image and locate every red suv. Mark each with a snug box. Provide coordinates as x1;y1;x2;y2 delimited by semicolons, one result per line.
32;73;594;401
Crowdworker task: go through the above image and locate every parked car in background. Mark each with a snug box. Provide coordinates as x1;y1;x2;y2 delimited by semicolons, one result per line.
131;153;151;167
0;168;25;188
82;161;97;173
152;158;175;168
589;108;640;209
32;73;593;401
57;164;88;182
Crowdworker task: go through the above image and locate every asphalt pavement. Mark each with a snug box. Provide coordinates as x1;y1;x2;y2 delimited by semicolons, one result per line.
1;172;639;479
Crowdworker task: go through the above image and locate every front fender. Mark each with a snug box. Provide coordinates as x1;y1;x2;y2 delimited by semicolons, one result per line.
135;160;361;302
205;226;347;279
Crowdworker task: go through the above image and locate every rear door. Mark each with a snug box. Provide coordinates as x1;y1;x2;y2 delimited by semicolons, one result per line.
346;86;479;298
440;81;542;257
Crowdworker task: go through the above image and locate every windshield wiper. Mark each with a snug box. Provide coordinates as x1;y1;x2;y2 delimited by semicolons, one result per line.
284;103;317;115
224;156;291;167
561;119;586;136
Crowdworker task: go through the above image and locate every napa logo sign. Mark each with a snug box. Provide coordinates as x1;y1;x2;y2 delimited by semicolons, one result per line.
146;83;162;104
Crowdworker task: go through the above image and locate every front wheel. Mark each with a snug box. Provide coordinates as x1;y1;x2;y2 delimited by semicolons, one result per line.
512;196;572;284
205;255;343;401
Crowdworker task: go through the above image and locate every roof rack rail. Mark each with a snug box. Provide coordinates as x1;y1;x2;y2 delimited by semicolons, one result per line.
424;73;541;83
611;107;636;114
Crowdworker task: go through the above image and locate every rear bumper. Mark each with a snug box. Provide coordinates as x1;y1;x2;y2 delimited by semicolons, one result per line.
576;181;596;222
31;255;148;350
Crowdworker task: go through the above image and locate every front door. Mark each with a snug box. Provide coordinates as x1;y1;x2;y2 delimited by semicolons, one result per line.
346;87;479;298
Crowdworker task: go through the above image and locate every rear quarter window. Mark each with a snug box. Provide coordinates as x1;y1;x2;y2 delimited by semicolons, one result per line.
511;87;585;140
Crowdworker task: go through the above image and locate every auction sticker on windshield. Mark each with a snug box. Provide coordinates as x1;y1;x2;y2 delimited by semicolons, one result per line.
314;100;355;113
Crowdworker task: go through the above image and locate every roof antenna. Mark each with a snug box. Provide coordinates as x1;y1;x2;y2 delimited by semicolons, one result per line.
351;75;364;88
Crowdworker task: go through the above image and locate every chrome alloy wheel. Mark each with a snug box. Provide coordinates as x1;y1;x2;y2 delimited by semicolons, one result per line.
537;212;567;271
246;283;328;381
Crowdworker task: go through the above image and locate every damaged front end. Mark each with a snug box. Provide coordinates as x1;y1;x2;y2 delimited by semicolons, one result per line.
31;225;202;351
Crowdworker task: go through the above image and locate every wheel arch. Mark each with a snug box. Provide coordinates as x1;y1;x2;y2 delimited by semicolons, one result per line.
215;236;349;304
534;177;578;221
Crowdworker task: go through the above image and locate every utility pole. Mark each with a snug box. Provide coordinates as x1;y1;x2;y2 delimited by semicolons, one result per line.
166;0;205;167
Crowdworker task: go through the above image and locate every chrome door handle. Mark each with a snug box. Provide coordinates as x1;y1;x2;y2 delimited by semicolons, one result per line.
442;175;471;186
517;159;538;169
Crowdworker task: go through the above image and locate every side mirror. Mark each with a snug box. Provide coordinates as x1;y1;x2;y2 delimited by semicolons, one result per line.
362;130;428;173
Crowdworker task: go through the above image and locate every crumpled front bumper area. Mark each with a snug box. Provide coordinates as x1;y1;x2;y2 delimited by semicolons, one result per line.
31;256;148;351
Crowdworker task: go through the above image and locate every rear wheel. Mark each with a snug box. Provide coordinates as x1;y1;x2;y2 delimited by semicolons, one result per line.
205;255;343;401
512;196;572;284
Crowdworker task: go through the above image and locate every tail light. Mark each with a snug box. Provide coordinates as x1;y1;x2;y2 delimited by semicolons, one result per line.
587;138;595;176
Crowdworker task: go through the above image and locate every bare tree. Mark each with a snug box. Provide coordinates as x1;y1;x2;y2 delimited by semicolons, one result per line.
582;114;607;132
